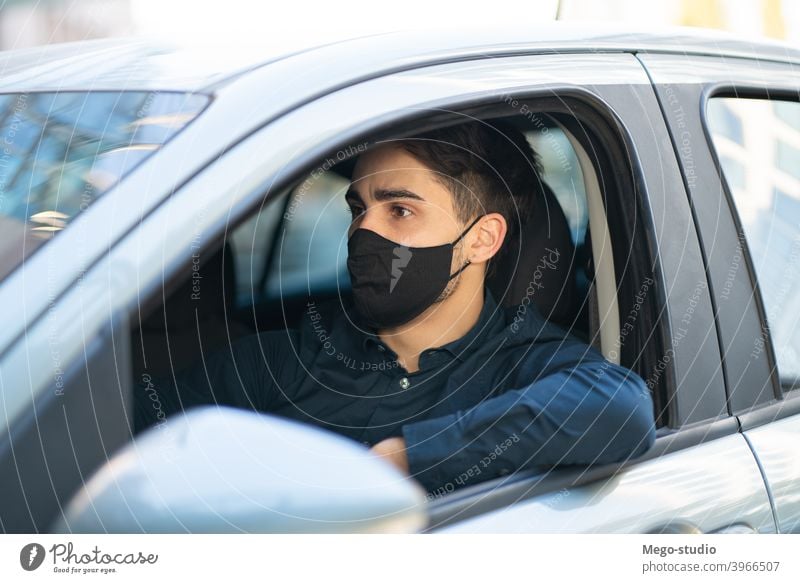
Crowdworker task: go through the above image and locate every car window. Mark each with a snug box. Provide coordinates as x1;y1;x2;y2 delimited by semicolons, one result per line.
526;126;588;245
264;171;352;299
707;96;800;390
229;198;283;307
0;91;208;281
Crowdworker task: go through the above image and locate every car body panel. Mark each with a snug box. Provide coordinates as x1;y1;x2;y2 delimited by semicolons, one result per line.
434;433;775;533
1;25;800;94
743;409;800;533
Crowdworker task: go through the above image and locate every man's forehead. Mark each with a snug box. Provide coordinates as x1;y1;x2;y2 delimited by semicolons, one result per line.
351;143;431;180
347;144;456;214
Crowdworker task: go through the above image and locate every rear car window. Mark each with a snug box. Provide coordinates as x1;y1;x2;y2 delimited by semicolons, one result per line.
706;96;800;391
0;91;208;280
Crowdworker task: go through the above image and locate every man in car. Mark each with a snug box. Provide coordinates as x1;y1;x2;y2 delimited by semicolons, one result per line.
135;119;657;495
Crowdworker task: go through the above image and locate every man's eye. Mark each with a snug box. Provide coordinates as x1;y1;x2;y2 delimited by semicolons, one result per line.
391;206;412;218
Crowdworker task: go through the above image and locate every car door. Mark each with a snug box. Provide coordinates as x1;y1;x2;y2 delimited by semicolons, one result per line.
640;52;800;534
0;45;774;533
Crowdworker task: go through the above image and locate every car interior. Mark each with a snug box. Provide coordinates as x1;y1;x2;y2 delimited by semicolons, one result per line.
130;105;668;445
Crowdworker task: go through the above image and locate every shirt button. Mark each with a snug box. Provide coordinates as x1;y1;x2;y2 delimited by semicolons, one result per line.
377;345;385;352
499;468;510;476
398;377;411;390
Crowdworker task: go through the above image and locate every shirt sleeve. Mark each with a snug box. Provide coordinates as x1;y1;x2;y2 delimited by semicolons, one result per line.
133;329;300;433
401;340;657;493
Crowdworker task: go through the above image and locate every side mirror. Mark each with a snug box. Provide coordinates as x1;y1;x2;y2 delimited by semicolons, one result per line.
51;406;428;533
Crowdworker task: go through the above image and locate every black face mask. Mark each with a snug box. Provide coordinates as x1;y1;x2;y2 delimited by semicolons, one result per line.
346;215;483;329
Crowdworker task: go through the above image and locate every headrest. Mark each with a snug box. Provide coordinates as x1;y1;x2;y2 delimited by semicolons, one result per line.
486;181;577;327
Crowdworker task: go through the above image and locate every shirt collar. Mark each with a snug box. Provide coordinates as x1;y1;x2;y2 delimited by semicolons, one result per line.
360;287;504;364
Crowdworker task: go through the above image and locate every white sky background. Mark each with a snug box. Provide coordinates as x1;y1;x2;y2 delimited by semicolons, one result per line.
130;0;561;48
5;0;798;52
3;0;800;52
127;0;800;56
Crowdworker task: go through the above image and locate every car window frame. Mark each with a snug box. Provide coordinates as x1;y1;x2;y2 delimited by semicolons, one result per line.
225;87;707;528
424;85;718;528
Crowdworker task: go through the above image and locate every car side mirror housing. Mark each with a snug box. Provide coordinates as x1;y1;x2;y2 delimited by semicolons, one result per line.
51;406;428;533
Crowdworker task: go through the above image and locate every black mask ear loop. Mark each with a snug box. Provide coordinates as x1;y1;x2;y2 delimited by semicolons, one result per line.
447;215;484;280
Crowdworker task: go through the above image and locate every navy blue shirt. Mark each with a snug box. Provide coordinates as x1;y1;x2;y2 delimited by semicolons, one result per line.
134;288;656;493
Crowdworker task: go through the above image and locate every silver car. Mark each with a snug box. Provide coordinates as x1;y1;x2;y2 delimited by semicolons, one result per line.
1;24;799;533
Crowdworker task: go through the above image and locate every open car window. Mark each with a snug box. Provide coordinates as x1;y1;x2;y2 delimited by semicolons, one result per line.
250;125;590;304
265;171;352;299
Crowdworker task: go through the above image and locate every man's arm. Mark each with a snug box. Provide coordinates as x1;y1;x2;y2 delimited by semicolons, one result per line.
399;342;657;492
133;329;299;433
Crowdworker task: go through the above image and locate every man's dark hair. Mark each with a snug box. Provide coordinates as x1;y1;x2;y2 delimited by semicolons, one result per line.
395;119;543;275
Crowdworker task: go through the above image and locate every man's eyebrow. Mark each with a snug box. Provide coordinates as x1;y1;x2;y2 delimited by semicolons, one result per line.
345;187;426;204
373;188;426;202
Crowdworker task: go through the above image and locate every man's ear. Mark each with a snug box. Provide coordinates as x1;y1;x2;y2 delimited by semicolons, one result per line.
467;212;507;266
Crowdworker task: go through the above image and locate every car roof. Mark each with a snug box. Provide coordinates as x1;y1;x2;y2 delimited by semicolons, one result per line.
0;23;798;93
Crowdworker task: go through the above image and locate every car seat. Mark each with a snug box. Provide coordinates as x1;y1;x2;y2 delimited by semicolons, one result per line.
485;180;579;329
